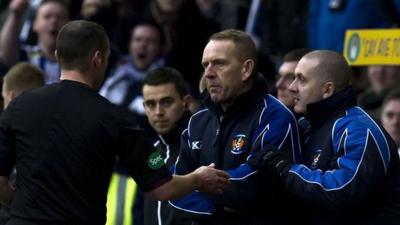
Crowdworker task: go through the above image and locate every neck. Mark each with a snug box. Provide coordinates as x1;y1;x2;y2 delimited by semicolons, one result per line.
60;70;94;89
39;42;56;62
221;80;253;111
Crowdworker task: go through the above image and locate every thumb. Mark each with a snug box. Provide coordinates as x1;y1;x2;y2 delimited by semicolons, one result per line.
208;163;215;168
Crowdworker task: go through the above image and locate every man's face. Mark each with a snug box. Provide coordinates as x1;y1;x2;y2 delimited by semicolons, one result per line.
202;40;246;109
143;83;187;135
81;0;103;18
33;2;69;48
367;66;400;94
276;61;297;108
129;25;161;70
289;58;325;115
381;99;400;145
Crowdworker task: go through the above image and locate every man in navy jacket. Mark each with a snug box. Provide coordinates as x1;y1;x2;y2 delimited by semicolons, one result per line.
263;50;400;225
171;29;302;225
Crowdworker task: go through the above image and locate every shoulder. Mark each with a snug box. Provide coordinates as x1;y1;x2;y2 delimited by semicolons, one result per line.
261;94;297;122
333;106;380;134
332;106;390;152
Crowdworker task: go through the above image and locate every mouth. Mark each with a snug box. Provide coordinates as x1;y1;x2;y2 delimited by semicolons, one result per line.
154;120;169;126
137;53;147;60
208;84;221;92
49;29;58;37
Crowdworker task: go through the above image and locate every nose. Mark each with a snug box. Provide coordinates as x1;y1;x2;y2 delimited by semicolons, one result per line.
203;64;216;79
155;103;164;116
276;77;285;89
288;79;297;93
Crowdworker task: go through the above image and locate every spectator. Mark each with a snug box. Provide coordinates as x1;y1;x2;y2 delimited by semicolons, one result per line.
1;62;44;109
143;0;219;96
359;65;400;119
381;89;400;154
99;21;165;127
0;0;69;84
171;29;301;225
275;48;310;109
142;67;192;225
261;50;400;225
0;20;230;225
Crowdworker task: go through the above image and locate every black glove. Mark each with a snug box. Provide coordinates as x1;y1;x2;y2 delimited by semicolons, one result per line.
248;144;293;178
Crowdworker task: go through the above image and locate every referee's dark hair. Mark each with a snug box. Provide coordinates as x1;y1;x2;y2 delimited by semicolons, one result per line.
142;67;189;98
56;20;109;73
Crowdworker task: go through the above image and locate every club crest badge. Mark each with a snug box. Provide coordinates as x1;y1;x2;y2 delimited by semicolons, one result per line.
231;134;246;155
310;149;322;169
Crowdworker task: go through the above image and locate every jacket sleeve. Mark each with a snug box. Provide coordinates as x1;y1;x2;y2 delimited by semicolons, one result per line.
285;112;391;210
170;128;216;217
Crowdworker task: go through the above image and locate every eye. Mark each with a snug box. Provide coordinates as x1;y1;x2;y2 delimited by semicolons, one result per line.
160;98;174;108
144;101;156;110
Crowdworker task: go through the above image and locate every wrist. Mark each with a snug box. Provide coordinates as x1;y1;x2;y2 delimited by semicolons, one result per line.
190;170;202;191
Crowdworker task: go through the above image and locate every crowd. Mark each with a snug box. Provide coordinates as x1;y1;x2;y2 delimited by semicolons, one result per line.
0;0;399;225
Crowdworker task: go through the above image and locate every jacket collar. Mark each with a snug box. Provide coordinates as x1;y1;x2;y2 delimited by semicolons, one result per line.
306;86;357;126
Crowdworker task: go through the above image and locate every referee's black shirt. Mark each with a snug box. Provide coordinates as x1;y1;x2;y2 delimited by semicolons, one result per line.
0;80;171;225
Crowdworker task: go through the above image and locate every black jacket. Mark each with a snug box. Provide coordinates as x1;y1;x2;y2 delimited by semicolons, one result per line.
285;86;400;225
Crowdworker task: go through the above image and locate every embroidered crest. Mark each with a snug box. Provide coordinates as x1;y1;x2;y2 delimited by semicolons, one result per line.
231;134;246;155
310;149;322;169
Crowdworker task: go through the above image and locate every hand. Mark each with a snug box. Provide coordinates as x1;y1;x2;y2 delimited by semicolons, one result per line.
10;0;29;16
193;163;230;194
248;144;293;178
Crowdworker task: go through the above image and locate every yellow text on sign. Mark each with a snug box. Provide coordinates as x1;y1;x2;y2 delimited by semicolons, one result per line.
343;29;400;65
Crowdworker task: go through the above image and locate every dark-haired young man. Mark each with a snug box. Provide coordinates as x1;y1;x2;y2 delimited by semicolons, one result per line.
142;67;193;225
0;20;229;225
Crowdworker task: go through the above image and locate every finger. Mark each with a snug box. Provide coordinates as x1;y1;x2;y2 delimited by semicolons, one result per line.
219;177;231;186
215;170;230;179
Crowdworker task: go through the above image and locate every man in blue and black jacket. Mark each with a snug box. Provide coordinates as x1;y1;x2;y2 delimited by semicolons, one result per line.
261;50;400;225
170;29;302;225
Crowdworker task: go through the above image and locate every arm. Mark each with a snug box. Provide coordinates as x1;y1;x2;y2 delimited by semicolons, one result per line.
116;125;229;201
0;176;13;207
0;0;29;66
147;163;230;201
268;112;392;210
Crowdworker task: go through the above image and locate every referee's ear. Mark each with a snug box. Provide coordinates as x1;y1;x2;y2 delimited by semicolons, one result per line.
93;50;103;68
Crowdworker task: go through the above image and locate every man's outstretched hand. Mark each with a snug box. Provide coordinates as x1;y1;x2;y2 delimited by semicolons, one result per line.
193;163;230;194
248;144;293;178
